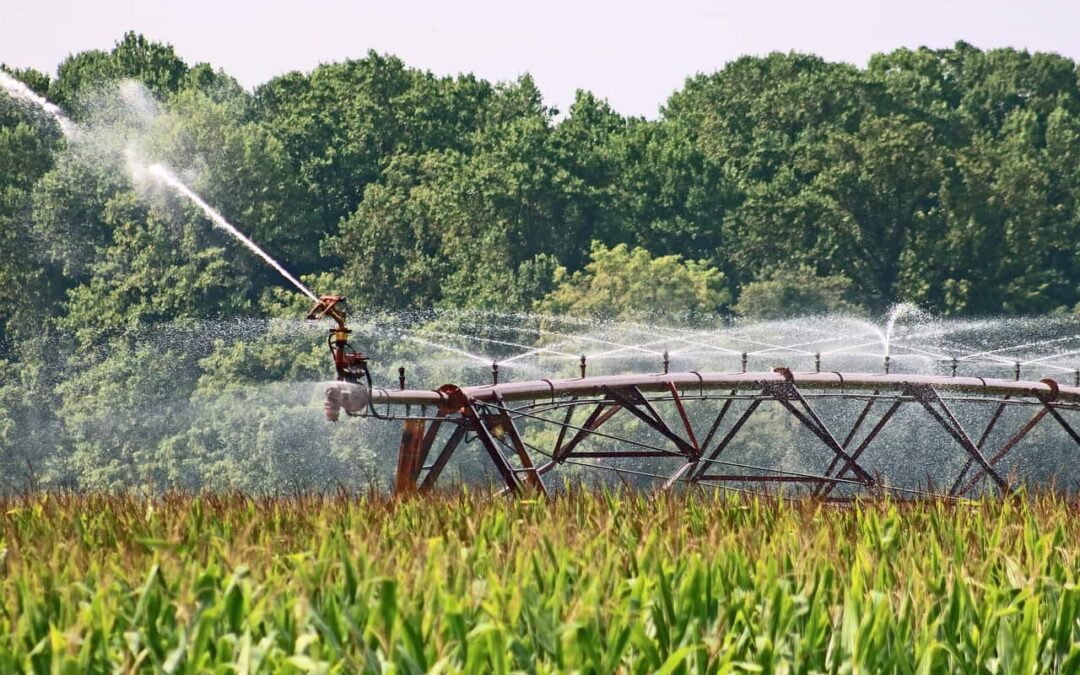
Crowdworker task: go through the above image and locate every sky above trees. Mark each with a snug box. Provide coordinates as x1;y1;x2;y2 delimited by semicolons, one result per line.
4;0;1080;118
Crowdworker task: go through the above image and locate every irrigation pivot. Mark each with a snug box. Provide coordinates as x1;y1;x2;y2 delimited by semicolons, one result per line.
312;302;1080;500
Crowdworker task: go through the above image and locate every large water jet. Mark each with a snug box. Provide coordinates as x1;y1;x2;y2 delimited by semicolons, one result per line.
0;71;77;137
146;164;319;302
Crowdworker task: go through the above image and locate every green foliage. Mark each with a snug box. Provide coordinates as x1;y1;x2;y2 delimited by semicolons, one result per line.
6;35;1080;489
539;242;729;320
734;265;859;319
49;31;190;110
3;491;1080;671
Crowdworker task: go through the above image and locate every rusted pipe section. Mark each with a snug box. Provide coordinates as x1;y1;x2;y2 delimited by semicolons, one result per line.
350;371;1080;409
323;382;371;420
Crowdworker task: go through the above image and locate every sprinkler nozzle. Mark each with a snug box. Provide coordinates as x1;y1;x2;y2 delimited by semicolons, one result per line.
307;294;369;384
324;385;342;422
307;294;348;332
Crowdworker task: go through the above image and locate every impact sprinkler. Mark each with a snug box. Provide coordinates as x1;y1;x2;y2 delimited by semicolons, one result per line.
307;295;371;420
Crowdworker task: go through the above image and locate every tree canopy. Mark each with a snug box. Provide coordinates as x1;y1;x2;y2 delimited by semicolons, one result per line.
3;34;1080;489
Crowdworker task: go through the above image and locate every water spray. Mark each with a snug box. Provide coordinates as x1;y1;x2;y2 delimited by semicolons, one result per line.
0;71;77;137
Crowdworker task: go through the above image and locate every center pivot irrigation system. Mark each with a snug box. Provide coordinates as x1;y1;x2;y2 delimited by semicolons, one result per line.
307;295;1080;500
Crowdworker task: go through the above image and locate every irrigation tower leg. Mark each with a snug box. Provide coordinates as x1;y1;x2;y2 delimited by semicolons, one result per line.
394;419;426;495
419;426;466;492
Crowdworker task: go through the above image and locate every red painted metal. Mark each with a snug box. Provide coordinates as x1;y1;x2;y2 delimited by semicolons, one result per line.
322;368;1080;498
347;371;1080;408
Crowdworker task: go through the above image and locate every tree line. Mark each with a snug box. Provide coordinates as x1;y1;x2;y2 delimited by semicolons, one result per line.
2;33;1080;490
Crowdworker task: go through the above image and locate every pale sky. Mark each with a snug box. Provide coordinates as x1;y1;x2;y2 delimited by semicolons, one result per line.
3;0;1079;118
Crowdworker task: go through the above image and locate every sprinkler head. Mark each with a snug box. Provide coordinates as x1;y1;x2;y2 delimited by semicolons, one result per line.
306;294;348;331
307;294;370;384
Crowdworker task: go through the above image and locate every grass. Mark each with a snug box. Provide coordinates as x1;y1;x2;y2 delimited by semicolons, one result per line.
2;489;1080;673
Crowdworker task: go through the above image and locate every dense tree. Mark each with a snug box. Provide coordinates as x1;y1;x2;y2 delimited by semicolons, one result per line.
733;266;859;319
5;34;1080;489
538;242;729;321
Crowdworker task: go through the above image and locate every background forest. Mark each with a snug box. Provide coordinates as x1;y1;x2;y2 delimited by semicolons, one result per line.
3;33;1080;491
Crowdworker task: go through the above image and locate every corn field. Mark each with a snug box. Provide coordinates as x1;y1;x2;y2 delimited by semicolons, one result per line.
3;490;1080;673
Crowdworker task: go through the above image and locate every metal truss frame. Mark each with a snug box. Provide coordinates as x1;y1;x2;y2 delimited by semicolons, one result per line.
332;369;1080;499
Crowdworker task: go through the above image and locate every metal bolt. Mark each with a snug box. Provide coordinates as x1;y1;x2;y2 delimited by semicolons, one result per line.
492;362;499;385
579;355;587;378
662;350;669;374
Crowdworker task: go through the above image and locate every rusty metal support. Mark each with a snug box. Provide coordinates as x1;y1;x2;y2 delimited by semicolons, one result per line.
766;377;874;486
819;394;877;481
699;475;839;483
666;382;701;454
419;425;466;492
1040;401;1080;447
698;394;735;456
692;399;762;481
819;398;904;498
552;403;622;462
414;411;446;476
958;407;1048;496
394;419;426;495
948;399;1009;496
491;393;547;496
603;386;696;456
464;401;524;495
340;368;1080;497
551;397;577;459
909;385;1009;492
